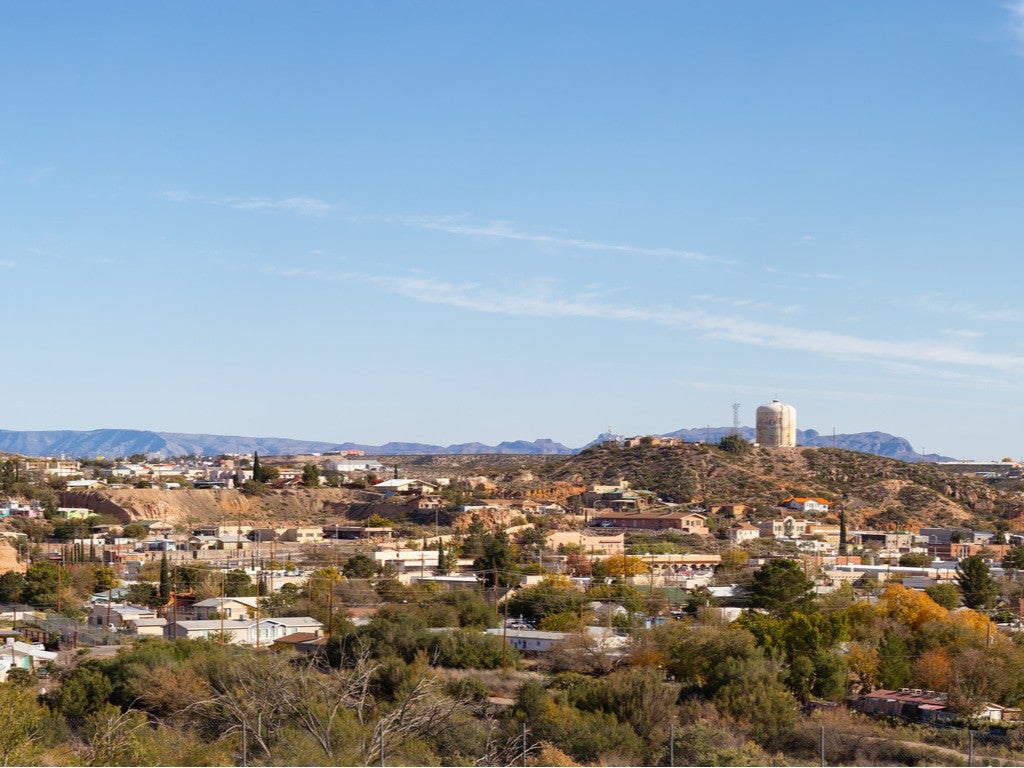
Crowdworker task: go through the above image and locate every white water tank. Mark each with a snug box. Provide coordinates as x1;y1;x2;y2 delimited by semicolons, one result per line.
756;400;797;447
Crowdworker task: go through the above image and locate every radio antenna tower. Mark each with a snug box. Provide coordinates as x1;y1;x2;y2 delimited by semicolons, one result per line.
731;402;741;437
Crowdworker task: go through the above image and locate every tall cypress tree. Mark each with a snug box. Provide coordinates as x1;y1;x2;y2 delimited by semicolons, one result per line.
838;509;848;556
159;552;171;601
252;452;263;483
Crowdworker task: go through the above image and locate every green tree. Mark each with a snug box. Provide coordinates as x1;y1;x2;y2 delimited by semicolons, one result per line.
925;582;960;610
749;558;815;617
899;552;932;567
719;434;752;455
93;566;116;593
474;531;517;588
507;576;586;623
125;582;162;609
224;569;256;597
877;628;912;689
0;682;48;766
0;572;25;603
301;463;321;488
51;661;114;719
956;554;997;609
121;522;147;539
1002;546;1024;574
342;554;376;579
21;562;62;609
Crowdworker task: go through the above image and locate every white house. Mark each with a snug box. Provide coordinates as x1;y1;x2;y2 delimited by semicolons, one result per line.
782;497;832;514
727;522;761;544
0;639;57;681
372;479;438;494
250;617;323;644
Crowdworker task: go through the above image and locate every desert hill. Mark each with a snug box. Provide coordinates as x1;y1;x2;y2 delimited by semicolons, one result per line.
536;443;1024;530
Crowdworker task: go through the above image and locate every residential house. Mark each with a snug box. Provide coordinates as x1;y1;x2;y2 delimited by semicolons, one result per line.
372;478;438;495
412;495;444;511
191;597;260;621
373;548;439;571
727;522;761;544
57;507;95;520
88;604;159;630
483;626;626;654
757;516;809;539
127;617;167;637
250;617;323;644
167;619;253;643
0;639;58;681
781;496;832;514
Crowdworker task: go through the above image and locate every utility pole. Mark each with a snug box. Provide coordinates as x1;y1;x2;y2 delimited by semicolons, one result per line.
254;565;261;650
220;572;226;645
327;577;334;641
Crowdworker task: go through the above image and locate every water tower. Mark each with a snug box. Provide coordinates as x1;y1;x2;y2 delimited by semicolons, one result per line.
756;399;797;447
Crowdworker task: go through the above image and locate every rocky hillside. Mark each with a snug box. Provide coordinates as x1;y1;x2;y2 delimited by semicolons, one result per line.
59;487;373;528
537;443;1024;530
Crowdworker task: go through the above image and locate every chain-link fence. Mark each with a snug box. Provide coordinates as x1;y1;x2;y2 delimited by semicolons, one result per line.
17;712;1024;766
705;720;1024;768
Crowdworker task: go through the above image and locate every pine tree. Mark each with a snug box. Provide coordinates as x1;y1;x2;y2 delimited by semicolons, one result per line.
956;554;997;609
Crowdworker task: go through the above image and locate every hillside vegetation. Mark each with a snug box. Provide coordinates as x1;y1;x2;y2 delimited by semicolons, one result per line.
538;443;1024;529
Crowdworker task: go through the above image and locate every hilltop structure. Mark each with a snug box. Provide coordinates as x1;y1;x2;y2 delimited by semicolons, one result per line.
756;399;797;447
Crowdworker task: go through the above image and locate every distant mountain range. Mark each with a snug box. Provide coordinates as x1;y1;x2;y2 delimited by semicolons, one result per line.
0;427;955;462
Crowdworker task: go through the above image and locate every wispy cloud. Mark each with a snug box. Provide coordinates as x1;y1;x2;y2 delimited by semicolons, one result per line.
265;265;1024;374
690;293;802;315
905;292;1024;323
162;191;333;217
377;213;729;264
165;191;730;264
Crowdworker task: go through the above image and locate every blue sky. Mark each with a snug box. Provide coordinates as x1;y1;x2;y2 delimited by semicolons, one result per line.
3;2;1024;459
